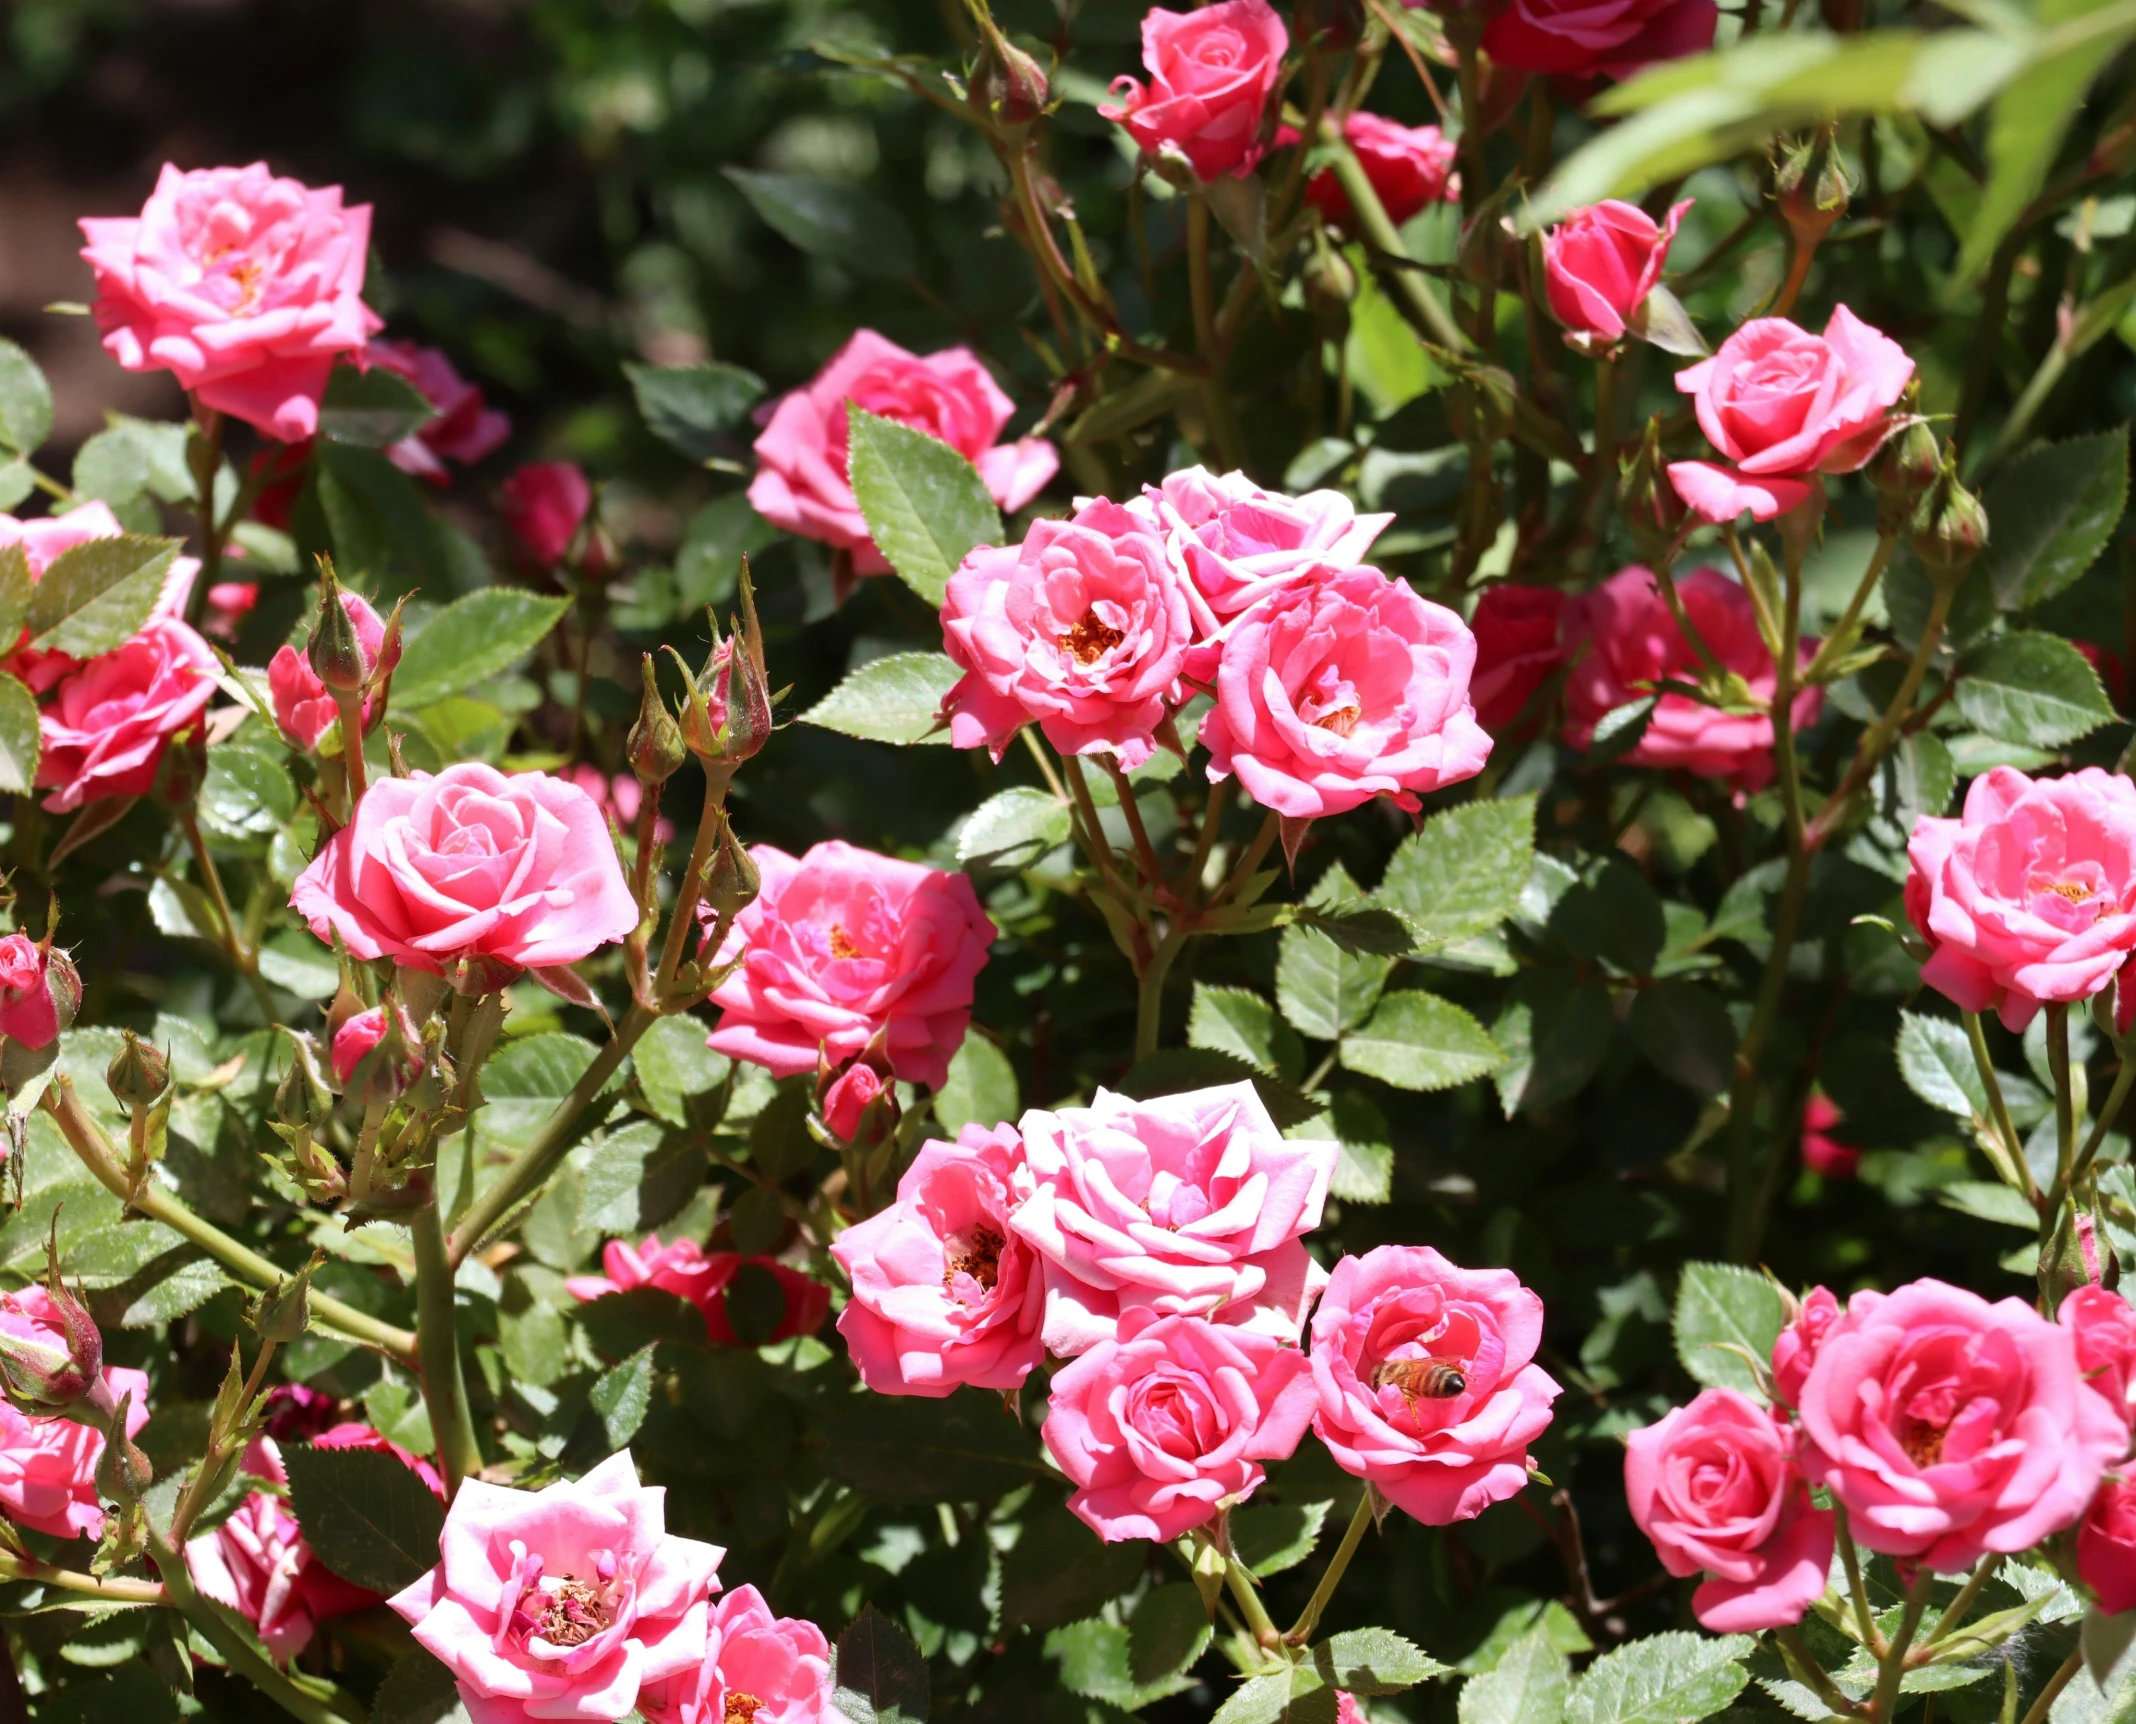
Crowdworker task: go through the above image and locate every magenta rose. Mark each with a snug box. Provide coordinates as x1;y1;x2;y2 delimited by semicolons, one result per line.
0;934;73;1051
2082;1478;2136;1614
1193;565;1492;822
1469;584;1566;731
1299;113;1459;229
1308;1246;1560;1526
1543;200;1691;346
1480;0;1716;79
501;462;603;575
1144;466;1390;635
79;163;381;442
1008;1081;1337;1356
1099;0;1289;180
831;1123;1045;1397
330;1006;427;1091
1905;769;2136;1034
566;1235;828;1348
268;589;393;749
289;762;639;977
1795;1279;2127;1570
1771;1284;1839;1411
641;1584;832;1724
367;339;511;481
1561;565;1823;792
1625;1388;1835;1632
388;1451;724;1724
36;616;218;813
940;497;1192;771
2065;1285;2136;1431
1041;1310;1316;1542
1668;307;1914;523
703;841;993;1091
0;1359;149;1540
750;331;1057;575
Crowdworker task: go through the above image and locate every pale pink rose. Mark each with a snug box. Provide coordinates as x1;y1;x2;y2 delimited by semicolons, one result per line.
290;762;638;976
502;462;603;575
1041;1310;1317;1542
1795;1279;2127;1570
1771;1285;1839;1411
749;331;1057;575
79;163;381;442
1008;1082;1337;1357
1480;0;1716;79
1667;307;1914;523
0;502;199;620
1288;113;1459;229
1469;585;1566;731
1144;466;1390;636
819;1063;885;1144
0;1364;150;1540
940;498;1192;771
2065;1285;2136;1431
367;339;511;481
0;935;66;1050
387;1451;725;1724
640;1584;831;1724
565;1236;828;1347
1309;1246;1561;1526
267;590;391;750
703;842;994;1091
1193;565;1492;822
830;1124;1045;1397
204;580;260;640
1543;201;1691;344
2081;1478;2136;1613
1625;1388;1835;1633
1561;565;1823;793
1906;768;2136;1034
36;616;218;813
1099;0;1289;181
564;763;676;844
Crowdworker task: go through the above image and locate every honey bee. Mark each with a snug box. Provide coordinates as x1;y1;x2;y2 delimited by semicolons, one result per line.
1371;1358;1467;1401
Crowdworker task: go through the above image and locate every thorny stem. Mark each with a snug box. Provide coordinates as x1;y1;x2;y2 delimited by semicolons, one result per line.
0;1551;166;1604
1800;531;1900;685
1207;809;1281;911
651;766;735;1005
1286;1493;1374;1645
2049;1002;2076;1194
1807;576;1958;851
413;1202;481;1499
181;812;276;1020
185;406;227;630
148;1525;351;1724
1186;778;1231;905
1103;758;1166;890
169;1335;279;1546
333;691;369;808
1963;1011;2038;1199
1060;754;1123;898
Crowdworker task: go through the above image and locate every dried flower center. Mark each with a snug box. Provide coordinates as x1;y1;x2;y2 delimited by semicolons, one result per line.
1313;704;1362;737
828;926;863;960
944;1227;1005;1292
539;1578;611;1648
1059;609;1124;666
726;1693;765;1724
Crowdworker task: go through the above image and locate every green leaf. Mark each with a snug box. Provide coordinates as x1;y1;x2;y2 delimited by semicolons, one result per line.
394;589;572;709
958;786;1071;864
624;361;766;462
1460;1627;1571;1724
677;492;777;613
749;1080;819;1181
72;427;151;505
281;1442;446;1595
800;651;960;745
1230;1499;1334;1577
1119;1046;1322;1130
578;1119;699;1235
1340;991;1502;1092
1492;977;1613;1116
1629;982;1739;1097
25;535;178;657
1977;428;2129;610
0;543;30;646
199;742;297;841
370;1648;466;1724
478;1033;615;1153
1130;1586;1214;1691
589;1343;656;1449
1955;631;2114;748
1291;902;1423;957
1215;1672;1340;1724
1001;1496;1145;1631
1673;1262;1788;1393
1896;1011;1989;1118
1190;984;1302;1078
319;364;437;447
1276;924;1392;1042
1313;1628;1452;1696
725;169;917;280
633;1013;731;1129
1324;1089;1394;1203
0;462;30;513
0;338;53;455
1936;1180;2039;1229
846;407;1002;606
1377;795;1537;950
1564;1632;1753;1724
0;671;41;795
934;1034;1020;1135
832;1605;931;1724
822;1385;1050;1500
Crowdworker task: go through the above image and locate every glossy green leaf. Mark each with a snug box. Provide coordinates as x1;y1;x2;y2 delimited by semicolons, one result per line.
1673;1262;1788;1393
846;407;1001;606
394;589;572;708
800;651;959;745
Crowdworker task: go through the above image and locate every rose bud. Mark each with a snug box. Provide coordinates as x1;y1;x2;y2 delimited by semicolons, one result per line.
819;1060;898;1148
0;935;71;1051
0;1231;108;1419
628;656;688;788
106;1030;171;1110
700;817;762;929
1910;459;1990;573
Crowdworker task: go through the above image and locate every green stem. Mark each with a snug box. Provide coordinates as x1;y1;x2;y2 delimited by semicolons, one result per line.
1981;339;2070;479
1801;532;1900;685
413;1204;481;1499
2049;1002;2076;1195
1286;1493;1373;1644
1920;1554;2000;1652
1223;1554;1284;1653
1103;758;1166;890
1318;118;1470;356
1869;1566;1931;1724
0;1550;166;1604
185;407;226;632
2018;1647;2084;1724
1771;544;1807;853
1135;924;1187;1062
651;765;735;1004
1186;778;1231;906
1185;192;1243;471
150;1528;352;1724
333;690;369;809
1963;1011;2037;1198
1060;754;1124;896
1207;809;1281;911
1776;1625;1863;1717
1837;1508;1884;1656
181;813;276;1021
2072;1051;2136;1187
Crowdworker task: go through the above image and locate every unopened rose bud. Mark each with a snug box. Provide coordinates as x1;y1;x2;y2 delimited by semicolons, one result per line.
93;1389;152;1503
251;1255;320;1345
1301;243;1358;332
628;656;688;787
333;1003;424;1104
970;33;1050;127
277;1032;333;1131
106;1031;170;1110
0;1225;105;1418
819;1059;898;1147
308;561;371;694
0;934;64;1050
1872;404;1940;531
1911;459;1990;573
1774;129;1851;251
700;818;761;928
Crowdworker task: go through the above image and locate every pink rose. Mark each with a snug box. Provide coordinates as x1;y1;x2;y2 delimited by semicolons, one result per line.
704;842;993;1091
1907;768;2136;1034
565;763;676;845
0;503;200;622
1296;113;1459;229
565;1236;829;1348
36;616;218;813
0;1282;104;1413
1667;307;1914;523
1800;1093;1859;1180
1308;1246;1560;1525
1625;1388;1835;1633
1480;0;1716;79
819;1063;885;1144
1543;200;1690;345
204;580;259;640
331;1006;425;1088
2065;1285;2136;1431
501;462;603;575
367;340;511;481
641;1584;832;1724
1468;585;1566;731
1795;1279;2127;1570
187;1491;379;1660
1144;466;1390;636
1041;1310;1317;1542
1193;565;1493;822
2081;1478;2136;1614
1771;1285;1839;1411
79;163;381;442
290;762;638;977
0;935;69;1050
1100;0;1289;181
1336;1696;1365;1724
940;498;1192;771
831;1124;1045;1397
749;331;1057;575
387;1451;725;1724
0;1363;149;1539
1008;1082;1337;1356
268;589;392;749
1561;565;1823;792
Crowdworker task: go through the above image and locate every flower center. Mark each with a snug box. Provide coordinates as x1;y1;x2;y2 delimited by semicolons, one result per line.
539;1578;611;1648
1059;609;1125;666
943;1227;1004;1292
829;925;863;959
1299;664;1364;735
1902;1423;1947;1468
2045;880;2092;903
726;1693;765;1724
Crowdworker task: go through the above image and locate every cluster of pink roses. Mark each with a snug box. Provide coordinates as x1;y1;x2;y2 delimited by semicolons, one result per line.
831;1082;1558;1541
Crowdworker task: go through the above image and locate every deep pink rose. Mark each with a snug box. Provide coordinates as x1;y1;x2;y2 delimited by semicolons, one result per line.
1771;1285;1839;1411
1543;200;1690;344
749;331;1057;575
36;616;218;813
1795;1279;2127;1570
695;1259;829;1348
0;1363;149;1540
565;1236;829;1348
1335;1695;1365;1724
1309;1246;1559;1526
1668;307;1914;523
2065;1285;2136;1431
1193;565;1492;822
1561;565;1823;793
0;935;67;1050
79;162;381;442
831;1124;1045;1397
819;1063;885;1144
1100;0;1289;180
2082;1478;2136;1614
1469;585;1566;731
387;1451;725;1724
1297;113;1459;228
0;1282;103;1412
1907;768;2136;1034
1144;466;1390;636
1480;0;1716;79
330;1006;426;1090
640;1584;832;1724
502;462;602;575
268;590;392;749
940;497;1192;771
703;842;993;1091
290;762;638;977
1625;1388;1835;1632
367;340;511;481
0;503;200;622
204;580;259;640
1800;1093;1860;1180
1009;1082;1337;1357
1042;1310;1316;1542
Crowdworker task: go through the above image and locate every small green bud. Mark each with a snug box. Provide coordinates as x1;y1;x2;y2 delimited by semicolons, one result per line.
628;655;688;787
106;1031;170;1111
701;816;761;928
